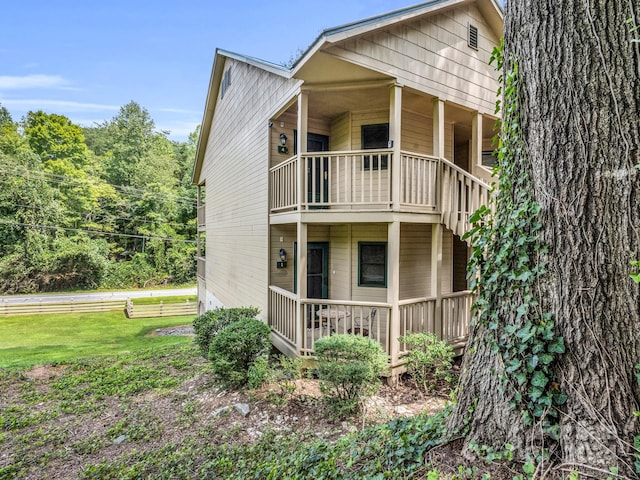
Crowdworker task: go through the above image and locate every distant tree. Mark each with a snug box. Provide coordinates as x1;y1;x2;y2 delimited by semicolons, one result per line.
22;111;89;168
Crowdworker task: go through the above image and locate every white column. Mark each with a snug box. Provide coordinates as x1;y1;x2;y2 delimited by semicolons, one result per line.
387;221;401;367
433;98;445;158
471;112;483;178
295;222;307;355
389;84;402;210
431;223;443;339
297;91;308;210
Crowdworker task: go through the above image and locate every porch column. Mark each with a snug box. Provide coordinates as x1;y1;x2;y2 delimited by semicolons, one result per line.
433;98;445;158
433;98;445;213
295;222;307;355
389;84;402;211
471;112;483;179
387;221;401;367
431;223;443;339
297;92;309;210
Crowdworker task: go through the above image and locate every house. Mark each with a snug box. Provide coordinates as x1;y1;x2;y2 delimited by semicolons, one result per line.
193;0;503;373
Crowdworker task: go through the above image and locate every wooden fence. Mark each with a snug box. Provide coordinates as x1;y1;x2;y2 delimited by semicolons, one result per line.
1;298;197;318
126;299;197;318
1;299;125;316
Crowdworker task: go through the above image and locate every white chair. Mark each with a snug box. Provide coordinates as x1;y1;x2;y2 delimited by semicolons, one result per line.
349;307;376;338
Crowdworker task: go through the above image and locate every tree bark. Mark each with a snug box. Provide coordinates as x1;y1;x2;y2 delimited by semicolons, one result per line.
449;1;640;475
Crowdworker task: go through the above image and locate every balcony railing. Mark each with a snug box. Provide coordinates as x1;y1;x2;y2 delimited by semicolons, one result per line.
269;150;490;238
197;204;206;228
196;257;206;280
268;286;472;360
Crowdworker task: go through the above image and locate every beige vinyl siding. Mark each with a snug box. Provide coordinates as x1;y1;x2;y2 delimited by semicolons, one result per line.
330;112;351;151
351;224;388;303
328;225;351;299
202;58;299;316
401;109;432;154
399;224;432;300
440;228;453;295
270;224;296;291
329;4;499;114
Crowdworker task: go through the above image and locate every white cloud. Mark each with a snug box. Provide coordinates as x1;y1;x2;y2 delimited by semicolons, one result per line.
0;74;68;90
0;99;120;112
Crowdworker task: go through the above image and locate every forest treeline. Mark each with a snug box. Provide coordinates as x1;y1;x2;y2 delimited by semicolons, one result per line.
0;101;198;294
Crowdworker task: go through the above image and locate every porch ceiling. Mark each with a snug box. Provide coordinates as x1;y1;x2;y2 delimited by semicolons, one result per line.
294;51;391;84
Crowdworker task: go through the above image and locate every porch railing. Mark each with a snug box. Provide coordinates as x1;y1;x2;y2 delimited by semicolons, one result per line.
302;149;392;210
197;204;206;227
399;152;439;211
269;155;297;212
268;286;472;359
440;159;490;239
270;151;489;228
196;257;206;280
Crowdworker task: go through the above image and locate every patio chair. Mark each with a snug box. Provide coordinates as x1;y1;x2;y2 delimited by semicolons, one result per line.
348;307;376;338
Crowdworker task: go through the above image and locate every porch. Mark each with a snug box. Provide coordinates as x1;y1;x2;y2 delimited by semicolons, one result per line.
270;150;490;240
268;286;472;367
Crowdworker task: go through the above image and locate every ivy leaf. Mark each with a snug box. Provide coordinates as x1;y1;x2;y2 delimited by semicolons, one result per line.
505;358;522;373
548;338;565;354
513;371;527;386
531;371;549;388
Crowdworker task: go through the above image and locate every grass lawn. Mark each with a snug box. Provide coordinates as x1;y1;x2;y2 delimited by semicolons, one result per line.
0;311;195;369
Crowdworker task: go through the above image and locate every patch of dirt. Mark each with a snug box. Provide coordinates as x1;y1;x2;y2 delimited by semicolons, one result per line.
145;324;195;337
24;364;67;381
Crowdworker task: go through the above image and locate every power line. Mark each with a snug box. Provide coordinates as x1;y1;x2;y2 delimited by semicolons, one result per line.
0;220;196;244
0;165;197;205
8;203;194;229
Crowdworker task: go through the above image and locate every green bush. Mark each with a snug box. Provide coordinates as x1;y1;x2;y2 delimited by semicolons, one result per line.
208;319;271;388
399;332;455;394
314;334;388;418
192;307;259;358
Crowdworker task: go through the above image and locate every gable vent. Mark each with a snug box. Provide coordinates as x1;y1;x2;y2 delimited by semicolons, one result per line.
468;24;478;50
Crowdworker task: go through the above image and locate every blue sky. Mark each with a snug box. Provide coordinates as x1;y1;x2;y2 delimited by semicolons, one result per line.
1;1;420;141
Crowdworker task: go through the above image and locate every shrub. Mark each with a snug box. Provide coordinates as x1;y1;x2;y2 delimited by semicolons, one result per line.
398;332;455;394
208;319;271;388
192;307;259;358
314;334;388;418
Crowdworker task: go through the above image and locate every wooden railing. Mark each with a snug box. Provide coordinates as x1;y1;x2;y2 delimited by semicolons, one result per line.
269;155;297;212
197;204;206;228
302;149;392;210
299;299;392;356
398;291;472;354
270;151;489;229
1;298;125;316
267;286;473;359
126;299;197;318
269;286;298;346
196;257;206;280
440;159;490;239
441;291;473;343
399;152;440;211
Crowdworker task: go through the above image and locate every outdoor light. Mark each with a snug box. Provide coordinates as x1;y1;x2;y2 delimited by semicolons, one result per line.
277;248;287;268
278;133;289;154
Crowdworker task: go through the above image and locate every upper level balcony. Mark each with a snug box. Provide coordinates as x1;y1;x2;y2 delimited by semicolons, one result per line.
270;149;491;239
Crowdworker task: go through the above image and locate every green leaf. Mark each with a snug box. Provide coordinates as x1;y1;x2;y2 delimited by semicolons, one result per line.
548;338;565;354
531;371;548;388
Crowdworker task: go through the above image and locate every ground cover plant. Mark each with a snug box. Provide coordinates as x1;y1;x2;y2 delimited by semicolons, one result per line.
0;311;193;369
0;342;456;480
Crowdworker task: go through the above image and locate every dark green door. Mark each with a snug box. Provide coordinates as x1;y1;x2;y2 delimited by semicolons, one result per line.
307;242;329;300
306;133;329;206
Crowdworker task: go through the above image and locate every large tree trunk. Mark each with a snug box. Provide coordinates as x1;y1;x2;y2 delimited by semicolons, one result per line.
449;1;640;475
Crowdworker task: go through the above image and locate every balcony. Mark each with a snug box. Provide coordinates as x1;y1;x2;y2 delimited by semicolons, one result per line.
196;256;206;280
197;204;206;229
270;150;490;239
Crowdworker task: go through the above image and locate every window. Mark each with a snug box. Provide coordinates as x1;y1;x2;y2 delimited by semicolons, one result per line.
481;150;497;168
358;242;387;287
362;123;389;170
